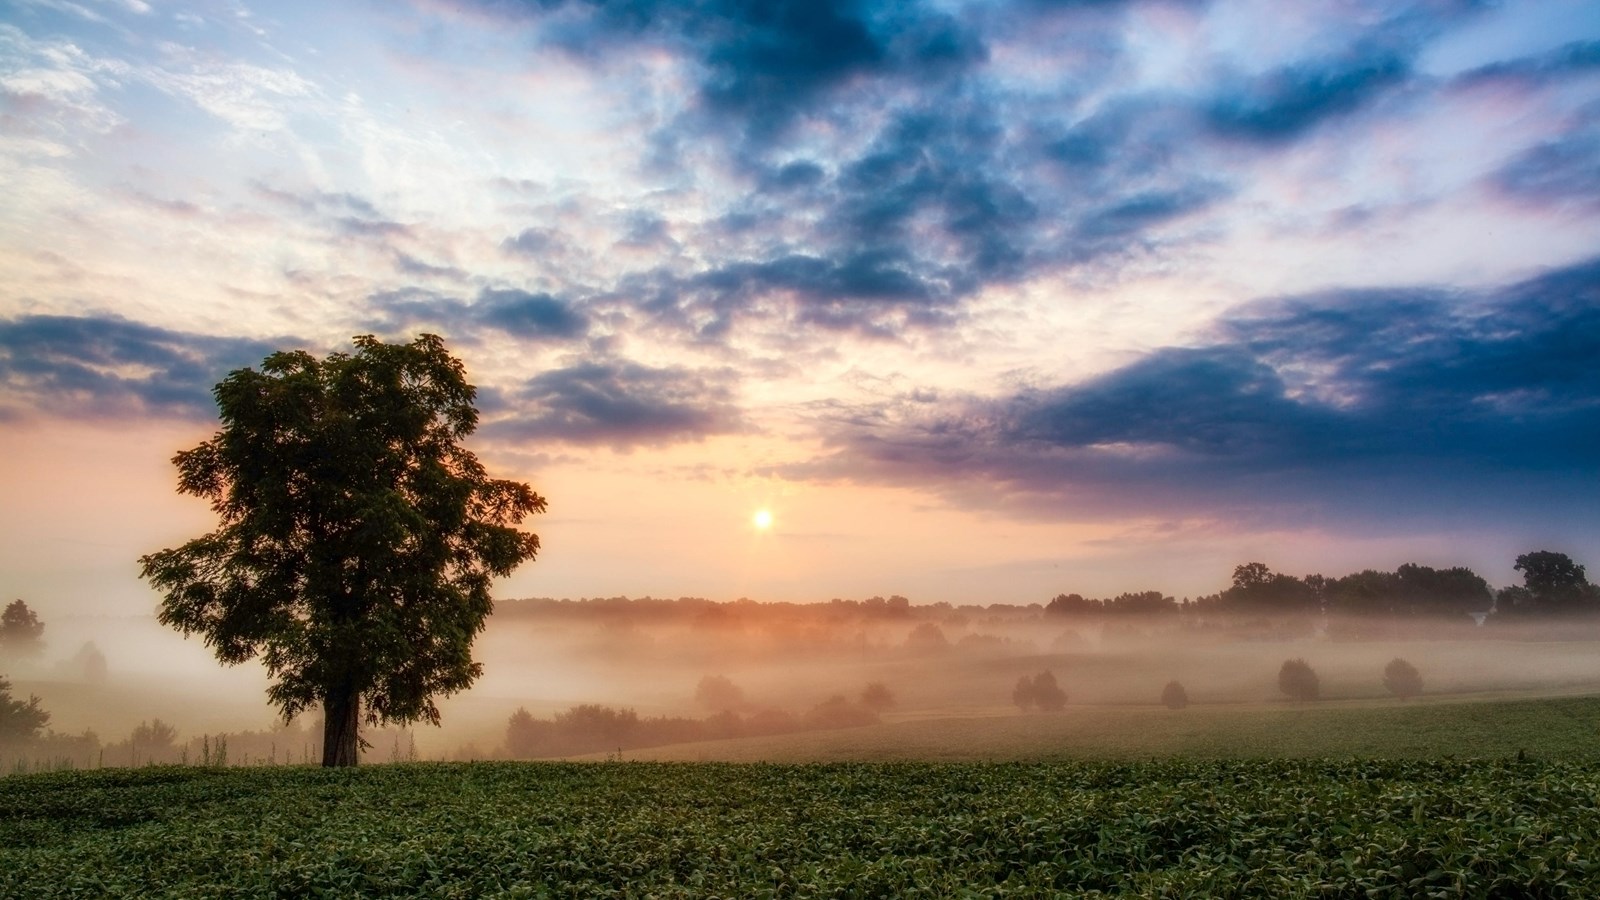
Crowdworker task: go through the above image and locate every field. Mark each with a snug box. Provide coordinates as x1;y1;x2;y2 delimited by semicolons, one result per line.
10;613;1600;896
597;694;1600;762
5;755;1600;898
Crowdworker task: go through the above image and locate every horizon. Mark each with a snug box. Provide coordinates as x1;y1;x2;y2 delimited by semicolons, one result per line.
4;0;1600;618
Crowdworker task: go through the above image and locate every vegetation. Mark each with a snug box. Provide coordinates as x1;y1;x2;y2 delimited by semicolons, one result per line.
1277;658;1320;702
5;757;1600;897
1012;670;1067;712
1383;658;1424;700
1160;680;1188;710
0;677;49;744
1497;550;1600;617
0;601;44;659
138;334;545;766
860;682;896;711
503;695;887;759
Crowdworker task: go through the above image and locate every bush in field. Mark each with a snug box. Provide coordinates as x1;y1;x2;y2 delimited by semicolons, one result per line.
1161;680;1189;710
860;682;896;711
1278;658;1320;701
803;695;879;730
1013;671;1068;712
1383;658;1423;699
694;675;746;712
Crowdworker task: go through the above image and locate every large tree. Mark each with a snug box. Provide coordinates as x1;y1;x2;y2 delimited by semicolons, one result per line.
1511;551;1597;614
140;334;544;766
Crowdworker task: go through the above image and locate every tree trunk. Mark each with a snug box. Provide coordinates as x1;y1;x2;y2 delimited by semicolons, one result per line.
322;688;360;767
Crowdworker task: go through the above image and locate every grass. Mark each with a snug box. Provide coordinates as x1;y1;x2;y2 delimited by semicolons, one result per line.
4;756;1599;897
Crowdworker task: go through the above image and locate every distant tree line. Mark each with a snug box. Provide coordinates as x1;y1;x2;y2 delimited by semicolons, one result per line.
1043;551;1598;629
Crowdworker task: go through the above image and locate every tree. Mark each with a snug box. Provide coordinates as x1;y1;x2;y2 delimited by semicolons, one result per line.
0;600;44;659
1511;551;1598;614
1383;658;1423;700
1012;670;1067;712
1278;658;1319;701
1161;680;1189;710
139;335;545;767
0;675;49;743
694;675;746;712
1221;564;1318;616
903;622;949;653
505;707;551;759
860;681;896;712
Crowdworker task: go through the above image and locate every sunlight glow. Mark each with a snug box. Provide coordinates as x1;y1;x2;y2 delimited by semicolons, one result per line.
752;509;774;531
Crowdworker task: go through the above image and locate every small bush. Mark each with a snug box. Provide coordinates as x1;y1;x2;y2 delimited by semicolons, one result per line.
1383;657;1423;699
1278;658;1320;701
1161;680;1188;710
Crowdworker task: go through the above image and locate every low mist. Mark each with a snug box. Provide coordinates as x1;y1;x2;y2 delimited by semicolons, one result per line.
7;587;1600;768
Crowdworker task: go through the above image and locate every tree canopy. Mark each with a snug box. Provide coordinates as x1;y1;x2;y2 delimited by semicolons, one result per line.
0;675;49;743
139;334;544;766
0;600;45;659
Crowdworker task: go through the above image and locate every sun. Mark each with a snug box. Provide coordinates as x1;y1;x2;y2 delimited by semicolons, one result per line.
752;509;774;531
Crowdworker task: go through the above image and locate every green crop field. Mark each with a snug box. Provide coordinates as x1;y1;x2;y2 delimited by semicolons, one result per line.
4;755;1600;898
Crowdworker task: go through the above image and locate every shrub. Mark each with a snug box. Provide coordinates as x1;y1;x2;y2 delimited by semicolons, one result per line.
1383;657;1423;699
860;682;896;711
1012;671;1068;712
1161;680;1189;710
803;695;878;730
1278;658;1320;701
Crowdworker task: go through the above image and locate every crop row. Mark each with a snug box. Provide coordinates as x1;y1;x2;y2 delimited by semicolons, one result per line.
3;758;1598;897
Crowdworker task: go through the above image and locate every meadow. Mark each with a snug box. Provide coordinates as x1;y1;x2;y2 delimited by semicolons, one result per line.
4;754;1598;897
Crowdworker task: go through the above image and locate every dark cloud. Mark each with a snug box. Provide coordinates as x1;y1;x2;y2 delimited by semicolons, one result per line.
0;315;283;420
373;287;590;341
1455;39;1600;88
522;0;960;138
488;357;745;449
1204;48;1410;143
790;257;1600;527
476;288;590;338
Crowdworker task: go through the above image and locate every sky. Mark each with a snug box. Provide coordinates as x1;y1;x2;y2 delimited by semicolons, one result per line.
2;0;1599;616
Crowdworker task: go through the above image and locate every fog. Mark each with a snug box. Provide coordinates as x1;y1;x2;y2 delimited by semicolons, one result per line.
6;593;1600;769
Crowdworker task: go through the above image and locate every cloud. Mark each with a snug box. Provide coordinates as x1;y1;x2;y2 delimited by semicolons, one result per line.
1204;47;1411;143
0;315;283;420
487;357;746;449
374;287;590;341
476;288;590;339
1492;110;1600;208
789;257;1600;527
1454;39;1600;89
